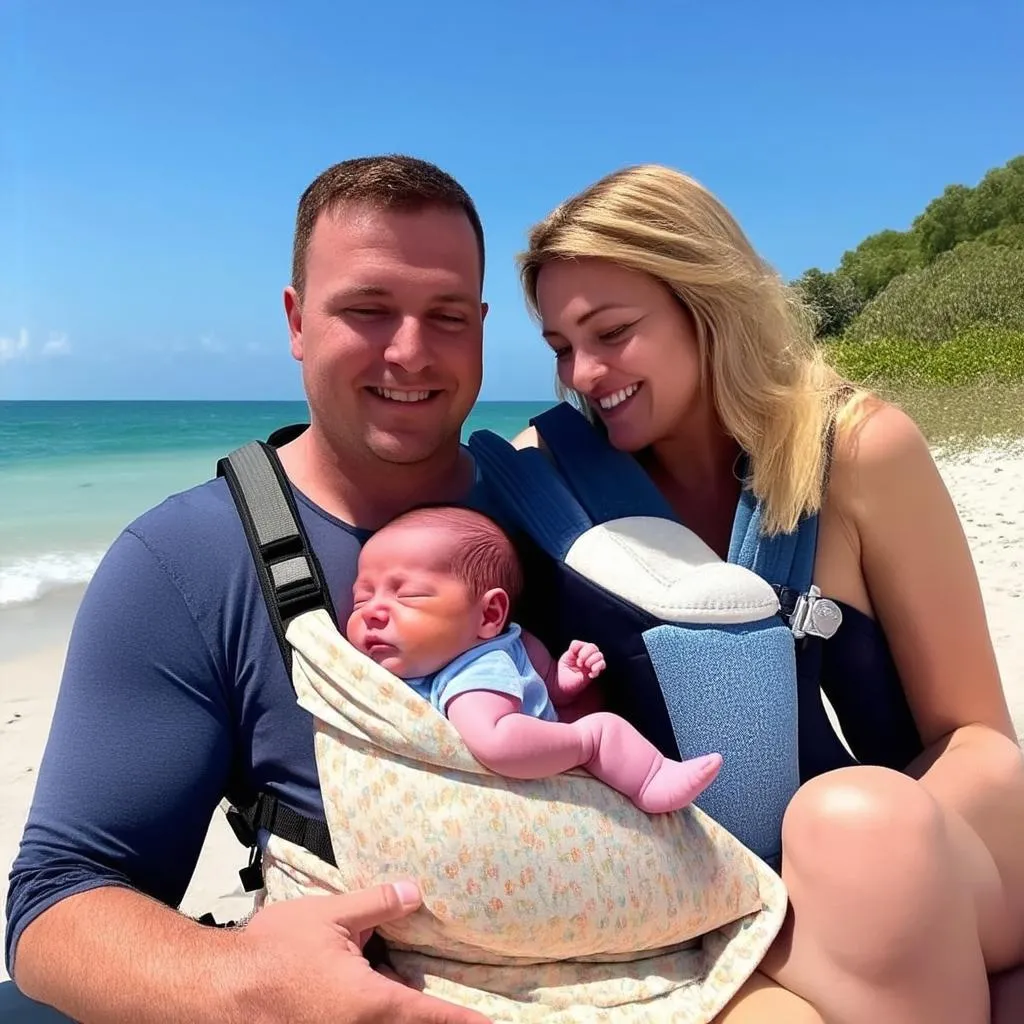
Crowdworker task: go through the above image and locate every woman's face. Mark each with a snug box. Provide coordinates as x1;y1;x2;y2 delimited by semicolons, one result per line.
534;258;706;452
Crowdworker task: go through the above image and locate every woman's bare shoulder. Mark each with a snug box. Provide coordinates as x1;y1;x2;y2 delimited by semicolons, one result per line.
511;425;541;451
828;393;934;518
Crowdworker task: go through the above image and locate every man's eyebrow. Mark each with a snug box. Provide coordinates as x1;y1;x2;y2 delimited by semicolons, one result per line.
326;286;476;304
335;284;387;296
541;303;626;339
326;285;391;303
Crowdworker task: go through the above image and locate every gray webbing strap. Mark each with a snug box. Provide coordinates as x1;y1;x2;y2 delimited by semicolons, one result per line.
215;433;339;893
217;440;331;663
226;442;311;558
271;555;313;590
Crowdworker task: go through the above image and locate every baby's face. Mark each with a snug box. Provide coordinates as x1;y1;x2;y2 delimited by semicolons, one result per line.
347;521;493;678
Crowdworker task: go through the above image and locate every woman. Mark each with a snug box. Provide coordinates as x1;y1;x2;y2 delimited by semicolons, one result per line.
512;164;1024;1023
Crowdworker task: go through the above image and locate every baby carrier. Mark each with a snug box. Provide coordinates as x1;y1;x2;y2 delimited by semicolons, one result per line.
212;404;845;1022
468;402;844;863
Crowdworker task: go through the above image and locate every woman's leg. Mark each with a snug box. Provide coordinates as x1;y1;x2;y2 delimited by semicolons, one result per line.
754;741;1024;1024
710;963;1024;1022
710;971;824;1023
992;965;1024;1022
910;726;1024;971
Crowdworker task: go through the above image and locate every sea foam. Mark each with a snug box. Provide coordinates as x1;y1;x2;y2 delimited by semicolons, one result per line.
0;550;103;608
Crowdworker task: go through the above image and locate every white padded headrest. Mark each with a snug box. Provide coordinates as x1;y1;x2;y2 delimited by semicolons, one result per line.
563;516;781;625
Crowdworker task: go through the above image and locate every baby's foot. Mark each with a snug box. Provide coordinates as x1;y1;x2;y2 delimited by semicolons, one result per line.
635;753;723;814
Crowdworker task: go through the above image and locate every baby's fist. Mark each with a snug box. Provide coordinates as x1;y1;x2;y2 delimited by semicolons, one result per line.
565;639;606;679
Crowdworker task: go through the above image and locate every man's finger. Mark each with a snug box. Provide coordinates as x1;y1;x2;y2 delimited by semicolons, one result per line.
321;880;422;933
385;976;493;1024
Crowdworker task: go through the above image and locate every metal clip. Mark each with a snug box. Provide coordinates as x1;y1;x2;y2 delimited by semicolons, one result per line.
789;585;843;640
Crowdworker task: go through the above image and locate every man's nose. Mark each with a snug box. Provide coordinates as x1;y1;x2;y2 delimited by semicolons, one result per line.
383;317;431;376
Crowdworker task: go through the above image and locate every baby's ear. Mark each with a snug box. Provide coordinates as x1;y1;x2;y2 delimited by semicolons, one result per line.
477;588;510;639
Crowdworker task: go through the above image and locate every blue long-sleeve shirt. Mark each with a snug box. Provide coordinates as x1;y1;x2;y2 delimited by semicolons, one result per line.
4;471;374;976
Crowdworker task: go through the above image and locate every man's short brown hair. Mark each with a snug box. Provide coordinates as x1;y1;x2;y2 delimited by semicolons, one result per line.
291;154;485;297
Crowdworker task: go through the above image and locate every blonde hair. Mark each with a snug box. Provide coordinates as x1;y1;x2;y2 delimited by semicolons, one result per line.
518;163;858;536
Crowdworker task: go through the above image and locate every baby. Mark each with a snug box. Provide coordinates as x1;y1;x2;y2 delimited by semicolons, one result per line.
346;505;722;814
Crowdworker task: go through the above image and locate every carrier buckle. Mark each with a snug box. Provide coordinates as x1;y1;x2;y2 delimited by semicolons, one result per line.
223;802;258;849
789;585;842;640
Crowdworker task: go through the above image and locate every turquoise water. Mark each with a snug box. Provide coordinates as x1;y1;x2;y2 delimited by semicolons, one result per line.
0;400;553;608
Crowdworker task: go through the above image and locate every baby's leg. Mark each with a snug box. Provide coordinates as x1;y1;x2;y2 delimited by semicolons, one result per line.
447;692;720;812
576;712;722;813
447;690;598;779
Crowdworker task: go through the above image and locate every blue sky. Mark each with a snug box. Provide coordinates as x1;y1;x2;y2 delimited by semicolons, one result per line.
2;0;1022;401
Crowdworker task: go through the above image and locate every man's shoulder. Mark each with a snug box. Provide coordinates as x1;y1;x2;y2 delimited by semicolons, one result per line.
123;475;242;561
113;470;365;631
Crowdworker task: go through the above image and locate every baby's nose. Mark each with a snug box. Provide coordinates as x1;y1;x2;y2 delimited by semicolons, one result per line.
362;600;390;625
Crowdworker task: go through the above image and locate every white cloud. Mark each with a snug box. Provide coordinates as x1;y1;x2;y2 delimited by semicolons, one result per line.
0;328;30;364
41;332;71;357
0;328;72;363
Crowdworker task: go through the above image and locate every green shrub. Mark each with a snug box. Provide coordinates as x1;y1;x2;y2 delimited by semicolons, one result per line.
791;154;1024;321
845;243;1024;343
792;268;864;338
838;228;924;301
825;328;1024;387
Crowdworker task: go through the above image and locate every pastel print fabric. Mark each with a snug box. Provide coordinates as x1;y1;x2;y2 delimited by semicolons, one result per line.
259;609;788;1023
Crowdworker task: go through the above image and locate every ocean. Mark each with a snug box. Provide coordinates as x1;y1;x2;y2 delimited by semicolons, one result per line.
0;400;553;613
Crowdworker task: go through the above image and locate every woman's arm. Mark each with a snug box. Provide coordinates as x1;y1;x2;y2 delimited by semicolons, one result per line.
832;399;1016;750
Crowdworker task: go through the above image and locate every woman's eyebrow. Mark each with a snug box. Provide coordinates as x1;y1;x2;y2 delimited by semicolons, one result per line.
542;303;630;339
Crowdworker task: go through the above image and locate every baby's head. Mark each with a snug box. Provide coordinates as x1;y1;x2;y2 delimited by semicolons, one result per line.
346;505;524;678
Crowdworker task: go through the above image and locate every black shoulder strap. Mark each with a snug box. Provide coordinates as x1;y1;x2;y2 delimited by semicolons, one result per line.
216;433;337;672
214;426;341;890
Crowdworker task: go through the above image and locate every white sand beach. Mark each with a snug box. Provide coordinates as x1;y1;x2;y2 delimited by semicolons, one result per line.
2;444;1023;984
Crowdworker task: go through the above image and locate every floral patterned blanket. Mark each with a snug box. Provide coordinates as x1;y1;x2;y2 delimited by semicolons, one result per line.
257;610;788;1023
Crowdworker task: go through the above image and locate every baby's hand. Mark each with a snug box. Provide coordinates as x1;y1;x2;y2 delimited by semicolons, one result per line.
556;640;606;698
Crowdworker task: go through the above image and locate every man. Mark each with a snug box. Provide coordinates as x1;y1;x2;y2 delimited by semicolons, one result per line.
5;155;493;1023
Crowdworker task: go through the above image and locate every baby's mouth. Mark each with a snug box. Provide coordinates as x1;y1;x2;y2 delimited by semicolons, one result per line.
363;635;398;658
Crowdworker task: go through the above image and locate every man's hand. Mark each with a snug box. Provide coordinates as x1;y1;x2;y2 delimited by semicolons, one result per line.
236;881;491;1024
555;639;606;701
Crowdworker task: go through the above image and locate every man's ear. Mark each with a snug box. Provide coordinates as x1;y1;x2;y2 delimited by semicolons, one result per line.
481;301;489;322
477;587;509;639
284;286;303;361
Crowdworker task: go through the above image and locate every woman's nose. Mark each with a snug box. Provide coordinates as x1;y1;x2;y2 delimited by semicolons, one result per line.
569;350;608;394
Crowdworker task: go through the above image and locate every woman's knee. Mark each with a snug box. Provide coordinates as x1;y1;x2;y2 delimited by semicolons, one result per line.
780;767;968;950
782;765;946;879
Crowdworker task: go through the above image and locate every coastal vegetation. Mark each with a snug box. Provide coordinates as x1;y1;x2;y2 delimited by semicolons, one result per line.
794;155;1024;393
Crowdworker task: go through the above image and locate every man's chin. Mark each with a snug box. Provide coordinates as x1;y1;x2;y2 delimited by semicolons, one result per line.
364;429;459;466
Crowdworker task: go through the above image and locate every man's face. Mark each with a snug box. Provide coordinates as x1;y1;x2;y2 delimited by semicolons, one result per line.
285;203;486;466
